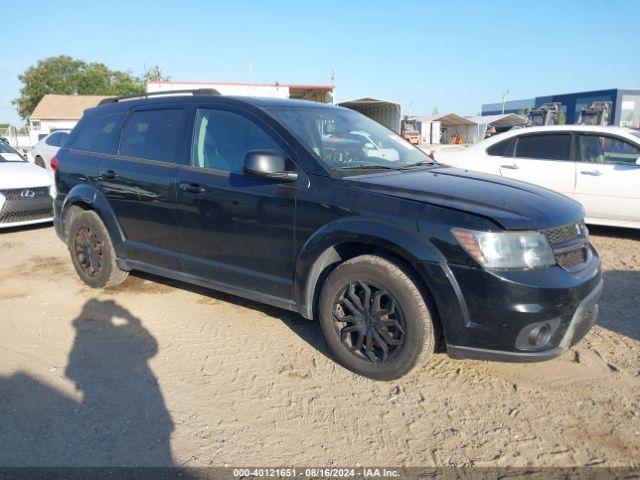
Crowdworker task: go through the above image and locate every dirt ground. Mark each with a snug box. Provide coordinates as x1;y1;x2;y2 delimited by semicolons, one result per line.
0;224;638;468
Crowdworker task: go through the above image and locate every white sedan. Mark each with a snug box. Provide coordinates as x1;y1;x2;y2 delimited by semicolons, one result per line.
31;130;70;171
434;125;640;229
0;142;54;229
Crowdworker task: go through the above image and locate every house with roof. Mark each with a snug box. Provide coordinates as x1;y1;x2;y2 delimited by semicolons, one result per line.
28;94;109;143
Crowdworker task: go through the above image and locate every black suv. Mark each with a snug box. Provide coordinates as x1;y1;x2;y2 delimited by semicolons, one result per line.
53;90;602;380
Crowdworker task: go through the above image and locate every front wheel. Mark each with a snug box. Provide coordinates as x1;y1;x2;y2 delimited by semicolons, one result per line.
318;255;435;380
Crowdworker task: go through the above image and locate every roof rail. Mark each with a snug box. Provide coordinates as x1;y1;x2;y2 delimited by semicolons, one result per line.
98;88;221;106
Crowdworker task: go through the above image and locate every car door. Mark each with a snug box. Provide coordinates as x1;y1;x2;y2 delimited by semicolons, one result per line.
176;107;298;301
479;136;516;175
499;133;575;197
574;133;640;223
98;106;188;270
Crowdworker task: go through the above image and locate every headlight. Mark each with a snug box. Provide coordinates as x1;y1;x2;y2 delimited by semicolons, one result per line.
452;228;556;269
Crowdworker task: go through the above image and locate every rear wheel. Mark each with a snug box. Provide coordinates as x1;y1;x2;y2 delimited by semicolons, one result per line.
68;210;128;288
318;254;435;380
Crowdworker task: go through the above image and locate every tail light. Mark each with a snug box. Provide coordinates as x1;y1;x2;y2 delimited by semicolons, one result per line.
50;155;60;172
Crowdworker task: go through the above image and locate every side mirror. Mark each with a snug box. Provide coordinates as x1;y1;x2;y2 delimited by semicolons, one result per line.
243;151;298;182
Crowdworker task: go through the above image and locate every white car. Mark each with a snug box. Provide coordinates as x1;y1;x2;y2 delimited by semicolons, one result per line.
434;125;640;229
31;130;70;171
0;142;54;229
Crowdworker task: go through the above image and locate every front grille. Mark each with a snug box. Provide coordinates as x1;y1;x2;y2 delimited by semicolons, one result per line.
556;248;586;270
0;187;53;224
0;187;50;199
544;222;583;245
542;221;589;271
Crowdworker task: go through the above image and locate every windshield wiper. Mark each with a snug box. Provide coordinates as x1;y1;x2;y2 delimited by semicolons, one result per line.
331;164;399;171
400;160;438;169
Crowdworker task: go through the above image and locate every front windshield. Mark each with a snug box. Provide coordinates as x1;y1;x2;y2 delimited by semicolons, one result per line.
0;142;26;162
267;106;433;173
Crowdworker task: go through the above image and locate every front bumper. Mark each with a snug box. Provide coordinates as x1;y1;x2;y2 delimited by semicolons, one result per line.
418;243;602;362
446;278;601;362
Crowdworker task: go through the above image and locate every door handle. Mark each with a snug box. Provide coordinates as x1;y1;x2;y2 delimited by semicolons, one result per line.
501;164;519;170
179;182;205;194
100;170;118;180
580;170;602;176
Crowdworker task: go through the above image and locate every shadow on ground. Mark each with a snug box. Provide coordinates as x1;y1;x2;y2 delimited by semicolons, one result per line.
588;225;640;241
128;271;334;361
0;299;177;467
598;270;640;342
0;221;53;235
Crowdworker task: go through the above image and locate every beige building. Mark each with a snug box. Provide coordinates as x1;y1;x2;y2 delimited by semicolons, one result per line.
28;94;109;143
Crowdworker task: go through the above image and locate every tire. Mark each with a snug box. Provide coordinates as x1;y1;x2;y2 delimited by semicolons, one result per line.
318;254;435;380
35;156;46;169
67;210;129;288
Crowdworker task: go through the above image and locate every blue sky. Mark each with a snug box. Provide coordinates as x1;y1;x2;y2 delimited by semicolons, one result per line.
1;0;638;125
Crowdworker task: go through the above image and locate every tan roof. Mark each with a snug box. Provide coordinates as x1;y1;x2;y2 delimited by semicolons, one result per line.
30;94;110;120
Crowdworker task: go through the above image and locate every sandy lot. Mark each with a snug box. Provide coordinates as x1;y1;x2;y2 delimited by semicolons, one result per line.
0;224;638;467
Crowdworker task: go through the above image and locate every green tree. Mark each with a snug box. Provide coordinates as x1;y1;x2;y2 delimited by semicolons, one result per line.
144;65;170;82
13;56;169;120
432;106;439;115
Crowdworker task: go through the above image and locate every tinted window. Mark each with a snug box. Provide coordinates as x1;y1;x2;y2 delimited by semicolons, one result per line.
515;134;570;161
578;135;640;166
192;109;282;173
45;131;68;147
120;109;185;163
73;113;126;154
486;138;514;157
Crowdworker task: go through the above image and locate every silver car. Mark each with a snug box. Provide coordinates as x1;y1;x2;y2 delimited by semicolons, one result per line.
31;130;70;171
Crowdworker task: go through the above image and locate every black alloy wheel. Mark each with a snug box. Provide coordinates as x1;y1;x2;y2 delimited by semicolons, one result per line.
332;280;406;364
73;225;104;278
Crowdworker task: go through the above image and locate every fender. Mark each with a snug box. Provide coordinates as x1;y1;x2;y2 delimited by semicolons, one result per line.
61;184;127;257
293;216;446;319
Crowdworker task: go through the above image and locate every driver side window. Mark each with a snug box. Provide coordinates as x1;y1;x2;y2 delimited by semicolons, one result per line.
578;135;640;166
192;109;283;173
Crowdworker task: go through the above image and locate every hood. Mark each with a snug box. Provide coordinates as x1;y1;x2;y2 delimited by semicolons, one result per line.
345;166;584;230
0;162;53;190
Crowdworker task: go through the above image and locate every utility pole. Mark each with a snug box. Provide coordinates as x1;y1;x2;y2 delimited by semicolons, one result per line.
331;67;336;104
501;89;510;114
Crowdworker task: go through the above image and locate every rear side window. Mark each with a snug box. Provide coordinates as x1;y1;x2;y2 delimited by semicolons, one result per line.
120;109;185;163
72;112;126;154
45;132;67;147
515;134;571;161
486;138;514;157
